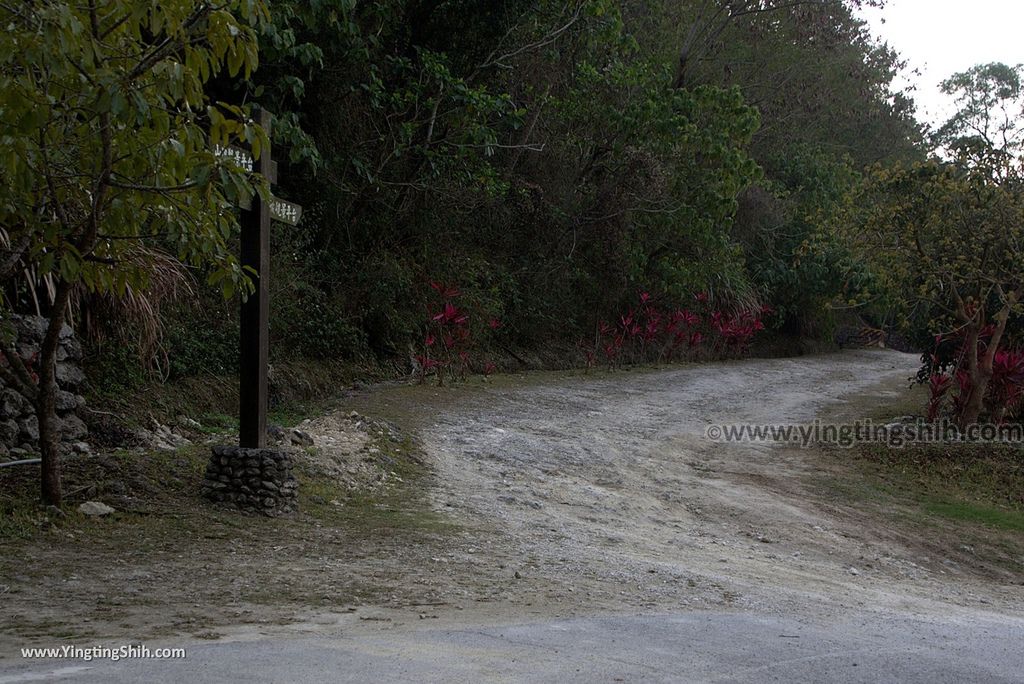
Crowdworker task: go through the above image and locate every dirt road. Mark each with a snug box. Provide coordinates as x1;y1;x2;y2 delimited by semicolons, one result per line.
392;348;1021;621
3;349;1023;682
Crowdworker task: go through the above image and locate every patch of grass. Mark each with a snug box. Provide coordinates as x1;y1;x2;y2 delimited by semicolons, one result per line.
0;497;50;540
0;445;217;545
2;615;97;641
855;441;1024;511
296;433;453;536
84;356;390;435
819;380;1024;572
811;470;892;505
923;499;1024;533
196;412;237;434
301;478;454;535
868;383;928;422
841;430;1024;573
269;400;322;430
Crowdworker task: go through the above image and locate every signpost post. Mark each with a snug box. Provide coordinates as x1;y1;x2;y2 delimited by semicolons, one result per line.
202;112;305;515
228;107;303;449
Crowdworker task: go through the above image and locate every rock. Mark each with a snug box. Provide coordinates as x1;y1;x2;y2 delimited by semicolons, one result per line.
289;429;314;447
202;446;297;516
72;441;91;454
0;419;19;444
176;416;202;430
55;362;86;387
130;475;157;494
14;315;47;342
55;390;78;412
62;337;83;361
93;454;115;469
848;567;860;576
18;415;39;442
15;342;39;363
78;501;115;516
149;424;191;449
0;389;25;419
59;414;88;440
267;425;287;443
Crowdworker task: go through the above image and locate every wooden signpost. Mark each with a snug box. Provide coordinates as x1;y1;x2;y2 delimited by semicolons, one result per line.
219;108;303;448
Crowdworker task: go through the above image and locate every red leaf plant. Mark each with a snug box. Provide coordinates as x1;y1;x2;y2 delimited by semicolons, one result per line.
590;290;764;367
417;280;504;385
925;324;1024;425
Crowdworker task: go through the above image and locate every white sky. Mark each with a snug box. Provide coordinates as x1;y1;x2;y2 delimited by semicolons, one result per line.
857;0;1024;132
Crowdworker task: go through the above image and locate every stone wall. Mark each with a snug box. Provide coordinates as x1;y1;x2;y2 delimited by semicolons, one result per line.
201;446;298;516
0;315;88;461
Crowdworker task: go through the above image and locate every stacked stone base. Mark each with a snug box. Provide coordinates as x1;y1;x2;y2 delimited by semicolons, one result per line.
201;446;298;516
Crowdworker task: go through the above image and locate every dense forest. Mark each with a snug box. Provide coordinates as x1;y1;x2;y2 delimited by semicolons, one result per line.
2;1;925;374
227;0;922;360
4;1;1024;503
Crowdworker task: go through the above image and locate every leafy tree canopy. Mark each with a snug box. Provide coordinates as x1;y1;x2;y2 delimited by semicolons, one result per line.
0;0;272;505
935;62;1024;171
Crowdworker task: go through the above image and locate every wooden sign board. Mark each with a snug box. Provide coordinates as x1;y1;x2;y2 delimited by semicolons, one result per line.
268;197;302;226
215;146;300;225
229;194;302;225
214;144;278;183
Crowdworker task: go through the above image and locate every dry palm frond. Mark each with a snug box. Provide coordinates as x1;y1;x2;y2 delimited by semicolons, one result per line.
705;271;763;317
74;246;195;375
1;224;60;317
2;233;194;372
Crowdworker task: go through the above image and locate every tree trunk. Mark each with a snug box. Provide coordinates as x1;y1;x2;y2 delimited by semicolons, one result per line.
956;324;984;427
959;368;990;427
507;85;550;175
960;296;1017;427
36;281;73;506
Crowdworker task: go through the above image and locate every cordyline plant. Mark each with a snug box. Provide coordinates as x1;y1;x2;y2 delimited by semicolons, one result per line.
925;330;1024;426
841;161;1024;426
0;1;272;505
416;281;500;385
583;290;766;368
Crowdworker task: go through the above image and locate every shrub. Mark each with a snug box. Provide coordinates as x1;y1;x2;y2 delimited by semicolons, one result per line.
923;330;1024;426
582;291;766;368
